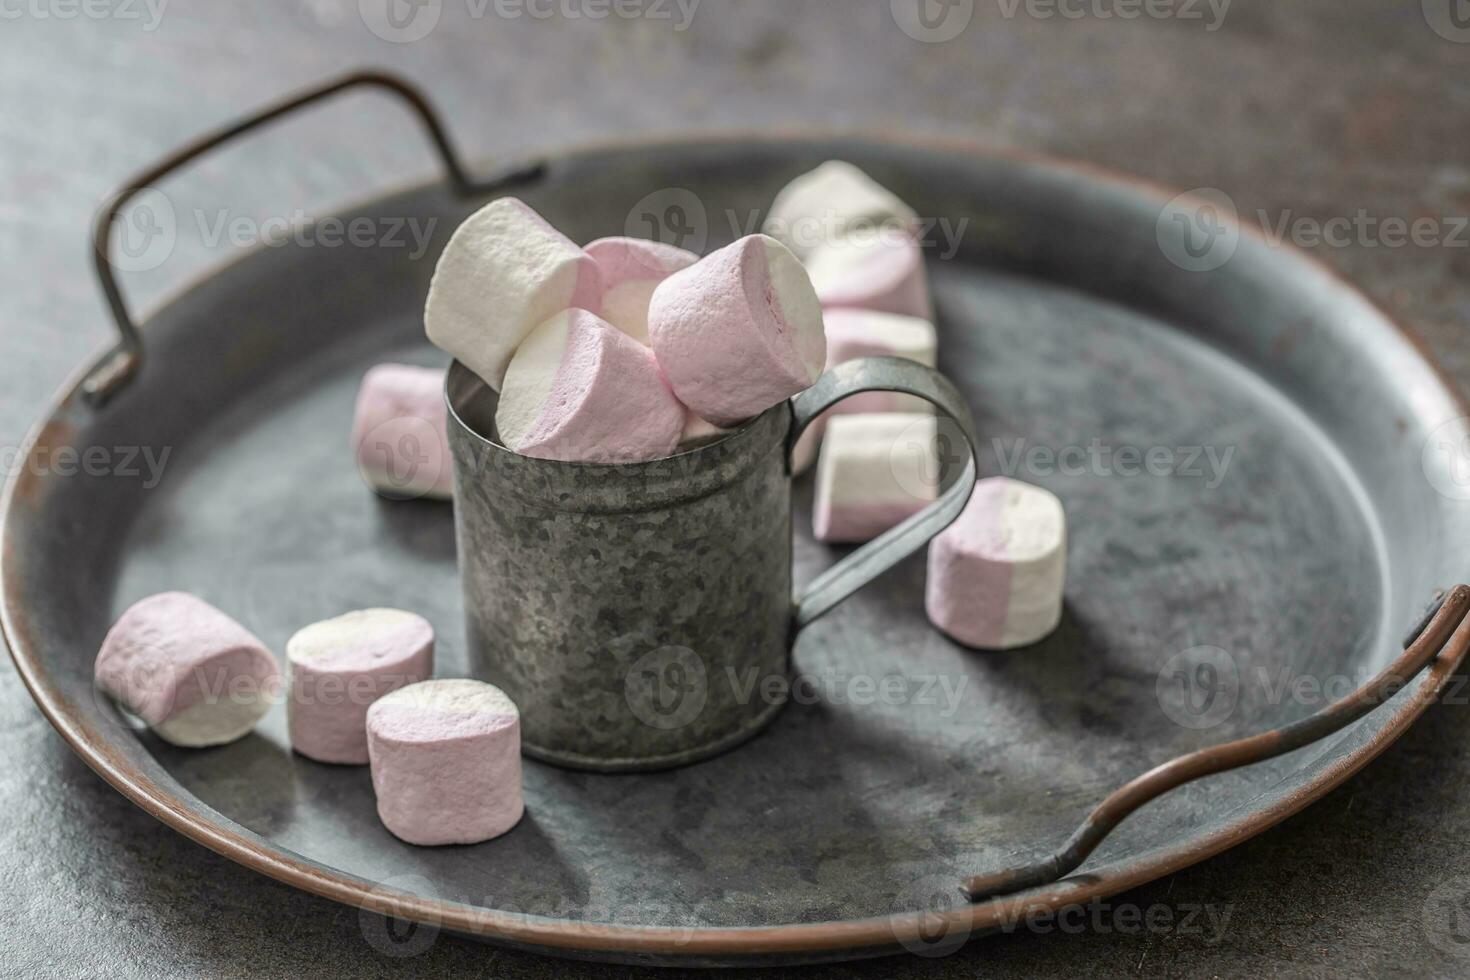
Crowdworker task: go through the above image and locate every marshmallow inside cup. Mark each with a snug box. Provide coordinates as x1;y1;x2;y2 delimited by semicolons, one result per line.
367;678;524;846
424;197;601;391
495;308;686;464
94;592;281;748
926;477;1068;650
584;236;698;345
764;160;919;260
647;234;827;428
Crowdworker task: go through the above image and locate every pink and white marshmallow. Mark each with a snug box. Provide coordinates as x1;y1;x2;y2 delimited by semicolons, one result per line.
350;364;453;501
94;592;280;748
764;160;919;260
584;237;698;345
805;233;933;321
791;309;939;473
648;234;826;428
813;414;939;543
367;679;524;846
926;477;1067;650
495;309;685;463
287;609;435;765
424;198;601;390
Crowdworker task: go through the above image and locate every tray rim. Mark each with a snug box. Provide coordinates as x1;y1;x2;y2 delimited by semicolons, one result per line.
5;128;1468;960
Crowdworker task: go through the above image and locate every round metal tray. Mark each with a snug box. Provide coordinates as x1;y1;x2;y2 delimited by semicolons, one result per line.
6;75;1470;966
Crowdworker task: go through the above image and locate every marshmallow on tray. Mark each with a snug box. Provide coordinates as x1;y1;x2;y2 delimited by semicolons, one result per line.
496;309;685;463
926;477;1067;650
585;237;698;344
350;364;453;501
425;197;601;391
648;234;827;428
791;309;940;475
765;160;919;260
94;592;280;748
287;609;435;765
813;414;939;543
367;679;524;846
806;233;933;321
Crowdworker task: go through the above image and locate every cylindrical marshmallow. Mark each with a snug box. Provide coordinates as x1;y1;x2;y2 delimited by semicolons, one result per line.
424;197;601;390
495;309;686;463
94;592;280;748
366;679;524;846
585;237;698;345
764;160;919;260
813;414;939;543
350;364;453;501
791;309;940;475
648;234;826;428
805;233;933;321
679;409;731;450
926;477;1067;650
287;609;435;765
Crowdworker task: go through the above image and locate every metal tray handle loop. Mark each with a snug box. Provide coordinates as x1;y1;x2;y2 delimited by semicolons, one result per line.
965;585;1470;902
86;70;545;407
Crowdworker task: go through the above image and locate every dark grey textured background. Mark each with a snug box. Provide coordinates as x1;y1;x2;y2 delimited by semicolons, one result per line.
3;1;1470;976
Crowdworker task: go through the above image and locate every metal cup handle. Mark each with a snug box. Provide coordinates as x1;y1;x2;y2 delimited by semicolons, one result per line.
789;356;980;628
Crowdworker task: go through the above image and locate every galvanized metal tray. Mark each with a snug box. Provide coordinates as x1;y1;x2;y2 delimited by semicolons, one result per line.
6;74;1470;966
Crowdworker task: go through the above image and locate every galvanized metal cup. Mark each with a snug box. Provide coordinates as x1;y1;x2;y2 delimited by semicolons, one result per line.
446;357;979;772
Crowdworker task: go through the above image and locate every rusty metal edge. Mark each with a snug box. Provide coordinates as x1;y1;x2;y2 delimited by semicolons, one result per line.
3;129;1467;960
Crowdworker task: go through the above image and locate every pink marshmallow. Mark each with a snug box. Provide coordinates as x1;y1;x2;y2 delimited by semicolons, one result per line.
926;477;1067;650
367;679;524;846
585;237;698;344
350;364;453;501
495;309;685;463
287;609;435;765
806;233;933;320
94;592;281;747
425;198;601;390
791;309;939;475
647;234;827;428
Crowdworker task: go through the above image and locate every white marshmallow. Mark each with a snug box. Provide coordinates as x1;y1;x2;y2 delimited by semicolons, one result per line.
424;197;601;391
765;161;919;259
806;233;933;321
926;477;1067;650
813;414;939;543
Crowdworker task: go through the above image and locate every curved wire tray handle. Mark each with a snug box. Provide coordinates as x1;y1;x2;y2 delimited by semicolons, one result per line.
964;585;1470;902
86;70;544;407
